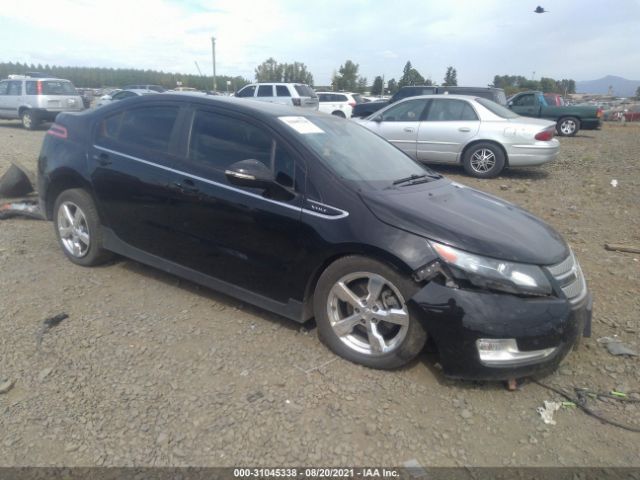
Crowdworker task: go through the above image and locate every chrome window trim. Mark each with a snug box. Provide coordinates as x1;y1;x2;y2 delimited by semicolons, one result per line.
93;145;349;220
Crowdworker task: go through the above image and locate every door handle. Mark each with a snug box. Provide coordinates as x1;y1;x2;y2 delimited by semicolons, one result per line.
96;152;112;166
172;179;199;194
458;127;471;132
403;127;415;133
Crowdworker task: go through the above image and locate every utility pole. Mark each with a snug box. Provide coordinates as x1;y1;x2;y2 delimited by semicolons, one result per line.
211;36;217;92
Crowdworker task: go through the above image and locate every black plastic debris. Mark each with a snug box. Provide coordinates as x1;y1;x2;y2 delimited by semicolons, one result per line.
0;200;44;220
36;313;69;346
0;162;35;198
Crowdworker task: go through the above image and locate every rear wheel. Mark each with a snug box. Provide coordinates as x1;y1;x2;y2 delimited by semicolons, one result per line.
314;256;427;369
331;110;346;118
462;142;506;178
21;110;39;130
53;189;112;266
557;116;580;136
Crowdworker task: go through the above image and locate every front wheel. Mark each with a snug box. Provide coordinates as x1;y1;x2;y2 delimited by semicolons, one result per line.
557;117;580;136
314;256;427;369
53;189;112;266
462;143;506;178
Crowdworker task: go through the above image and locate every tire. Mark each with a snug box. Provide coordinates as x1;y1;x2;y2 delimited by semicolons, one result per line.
556;116;580;136
462;142;506;178
53;189;112;266
331;110;346;118
20;110;39;130
313;255;427;369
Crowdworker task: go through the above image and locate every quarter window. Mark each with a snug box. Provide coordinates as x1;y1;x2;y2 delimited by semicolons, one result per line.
425;99;478;121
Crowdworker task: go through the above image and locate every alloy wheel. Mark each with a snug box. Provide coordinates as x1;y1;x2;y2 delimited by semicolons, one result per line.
470;148;496;173
57;201;91;258
326;272;410;356
560;119;576;135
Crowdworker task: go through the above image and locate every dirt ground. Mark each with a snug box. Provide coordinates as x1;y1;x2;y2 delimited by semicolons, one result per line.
0;120;638;468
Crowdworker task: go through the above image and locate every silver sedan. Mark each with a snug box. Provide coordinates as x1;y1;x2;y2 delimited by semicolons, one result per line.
356;95;559;178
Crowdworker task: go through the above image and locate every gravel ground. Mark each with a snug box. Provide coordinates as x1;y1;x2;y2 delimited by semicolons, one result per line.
0;120;638;467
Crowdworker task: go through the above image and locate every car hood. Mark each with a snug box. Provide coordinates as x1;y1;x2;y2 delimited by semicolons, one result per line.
360;179;568;265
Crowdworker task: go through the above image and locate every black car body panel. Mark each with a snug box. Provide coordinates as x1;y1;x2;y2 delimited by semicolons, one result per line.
38;94;589;380
360;180;568;265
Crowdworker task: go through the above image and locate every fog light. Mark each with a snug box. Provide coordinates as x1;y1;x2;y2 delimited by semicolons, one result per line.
476;338;557;367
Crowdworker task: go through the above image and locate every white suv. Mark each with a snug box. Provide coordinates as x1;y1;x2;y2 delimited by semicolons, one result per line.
316;92;364;118
0;75;84;129
235;83;319;110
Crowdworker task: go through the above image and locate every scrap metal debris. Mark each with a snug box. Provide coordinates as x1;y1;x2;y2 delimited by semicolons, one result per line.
0;162;34;197
36;313;69;346
604;243;640;254
0;378;16;394
597;336;639;356
537;400;562;425
0;200;44;220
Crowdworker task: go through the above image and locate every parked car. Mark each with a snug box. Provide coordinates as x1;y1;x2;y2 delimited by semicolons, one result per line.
38;94;590;379
623;105;640;121
95;89;158;107
123;84;166;93
352;86;507;118
235;83;319;110
316;91;364;117
357;95;559;178
0;75;84;129
508;91;602;136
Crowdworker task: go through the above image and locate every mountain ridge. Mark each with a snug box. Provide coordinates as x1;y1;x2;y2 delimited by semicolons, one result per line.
576;75;639;96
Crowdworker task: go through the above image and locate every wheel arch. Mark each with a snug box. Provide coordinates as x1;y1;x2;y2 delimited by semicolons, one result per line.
301;245;416;321
460;139;509;167
45;169;95;220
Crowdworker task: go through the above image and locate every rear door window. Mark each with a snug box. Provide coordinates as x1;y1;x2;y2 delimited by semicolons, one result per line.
257;85;274;97
7;81;22;95
425;99;478;121
276;85;291;97
26;81;37;95
96;105;180;156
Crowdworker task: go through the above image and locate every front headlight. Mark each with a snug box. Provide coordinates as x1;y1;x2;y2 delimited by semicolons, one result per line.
430;241;552;296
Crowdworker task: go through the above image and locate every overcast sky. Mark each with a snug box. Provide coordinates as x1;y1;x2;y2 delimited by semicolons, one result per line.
1;0;639;86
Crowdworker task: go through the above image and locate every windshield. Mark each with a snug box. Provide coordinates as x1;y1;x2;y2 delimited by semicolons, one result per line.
475;97;519;118
279;115;440;187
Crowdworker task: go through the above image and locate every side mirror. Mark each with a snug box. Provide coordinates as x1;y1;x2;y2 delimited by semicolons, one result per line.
507;101;513;107
373;115;383;123
225;159;274;189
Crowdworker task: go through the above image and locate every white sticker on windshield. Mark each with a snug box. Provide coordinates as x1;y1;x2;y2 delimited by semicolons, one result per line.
279;116;325;134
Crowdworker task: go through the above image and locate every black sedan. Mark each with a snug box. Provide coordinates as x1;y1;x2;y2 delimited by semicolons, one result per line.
37;94;591;380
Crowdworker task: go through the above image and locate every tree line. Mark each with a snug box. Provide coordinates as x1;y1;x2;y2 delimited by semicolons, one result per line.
0;61;250;92
492;75;576;96
1;60;579;98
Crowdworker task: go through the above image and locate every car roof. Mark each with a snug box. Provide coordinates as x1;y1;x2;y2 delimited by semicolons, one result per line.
394;94;486;102
4;76;71;82
119;93;323;119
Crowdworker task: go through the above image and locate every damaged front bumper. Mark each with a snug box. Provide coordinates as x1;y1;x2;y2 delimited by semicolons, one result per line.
409;282;592;380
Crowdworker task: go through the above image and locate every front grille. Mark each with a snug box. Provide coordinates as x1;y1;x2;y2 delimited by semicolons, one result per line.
546;250;587;305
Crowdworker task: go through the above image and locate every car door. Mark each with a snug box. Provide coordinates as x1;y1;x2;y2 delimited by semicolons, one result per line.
509;93;538;117
166;107;308;302
256;84;276;104
417;98;481;163
365;98;429;159
89;101;186;258
0;80;10;117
